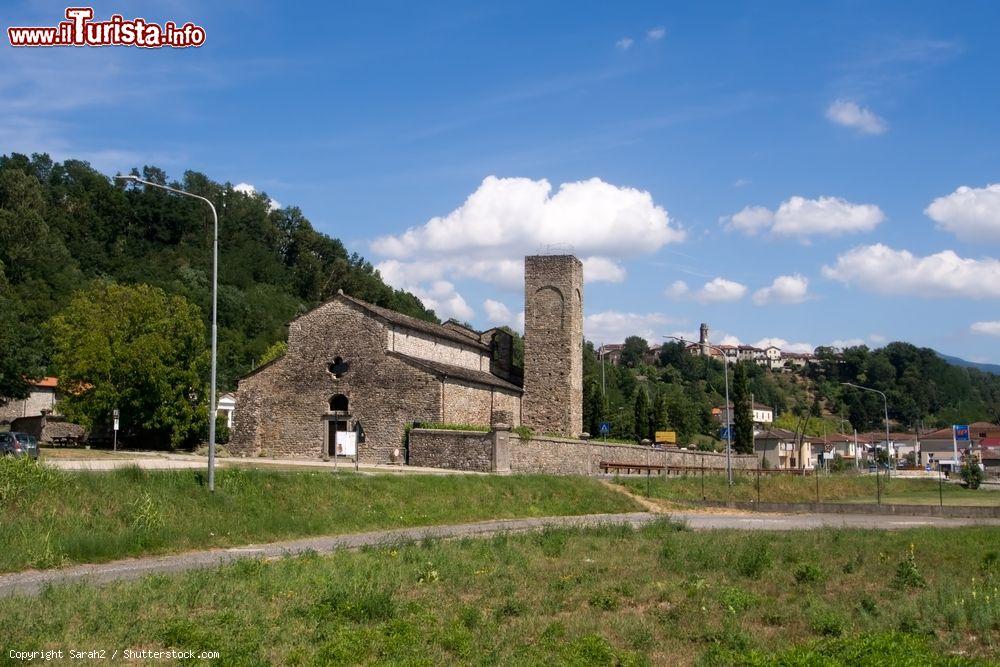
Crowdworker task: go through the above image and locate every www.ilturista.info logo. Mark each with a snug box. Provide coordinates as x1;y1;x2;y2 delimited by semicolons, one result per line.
7;7;206;48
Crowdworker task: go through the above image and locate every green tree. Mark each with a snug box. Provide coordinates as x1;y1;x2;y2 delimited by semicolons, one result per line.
620;336;649;368
0;269;43;401
960;454;985;490
633;386;652;441
48;281;209;448
258;340;287;366
731;362;754;454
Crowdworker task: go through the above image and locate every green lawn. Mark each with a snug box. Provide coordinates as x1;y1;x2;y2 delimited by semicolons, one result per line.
2;522;997;665
617;472;1000;507
0;458;637;574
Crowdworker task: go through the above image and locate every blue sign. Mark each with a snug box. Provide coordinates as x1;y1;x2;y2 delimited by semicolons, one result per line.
719;426;732;441
599;422;611;435
954;425;970;442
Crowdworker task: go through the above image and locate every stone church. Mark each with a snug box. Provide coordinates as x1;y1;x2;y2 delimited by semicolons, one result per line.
229;254;583;463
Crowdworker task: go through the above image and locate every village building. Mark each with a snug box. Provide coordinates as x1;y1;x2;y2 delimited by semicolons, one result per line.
230;254;583;463
0;377;59;424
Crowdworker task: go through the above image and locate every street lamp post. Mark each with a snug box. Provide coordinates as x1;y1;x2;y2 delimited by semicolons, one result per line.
666;335;733;484
116;174;219;492
842;382;889;504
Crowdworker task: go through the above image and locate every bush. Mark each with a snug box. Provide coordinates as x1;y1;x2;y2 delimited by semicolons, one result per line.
960;455;985;490
794;563;825;585
893;544;926;589
735;539;773;578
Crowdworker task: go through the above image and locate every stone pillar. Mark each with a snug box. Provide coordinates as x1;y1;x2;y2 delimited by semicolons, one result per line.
522;255;583;437
491;421;511;473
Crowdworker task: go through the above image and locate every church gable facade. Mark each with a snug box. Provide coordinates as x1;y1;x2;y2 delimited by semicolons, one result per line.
229;292;523;463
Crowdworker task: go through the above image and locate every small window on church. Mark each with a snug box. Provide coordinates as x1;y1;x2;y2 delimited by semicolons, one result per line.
328;356;349;378
330;394;349;412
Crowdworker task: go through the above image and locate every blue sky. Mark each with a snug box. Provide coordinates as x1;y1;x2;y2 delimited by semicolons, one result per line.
3;1;999;361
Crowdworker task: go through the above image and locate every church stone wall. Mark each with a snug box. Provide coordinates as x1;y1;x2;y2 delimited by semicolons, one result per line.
441;379;521;427
388;327;489;372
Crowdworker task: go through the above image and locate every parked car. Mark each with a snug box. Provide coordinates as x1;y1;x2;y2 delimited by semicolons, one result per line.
0;432;40;460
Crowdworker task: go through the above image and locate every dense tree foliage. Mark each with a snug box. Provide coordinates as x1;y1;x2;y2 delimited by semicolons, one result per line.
731;362;754;454
583;339;999;449
49;282;209;448
0;152;435;399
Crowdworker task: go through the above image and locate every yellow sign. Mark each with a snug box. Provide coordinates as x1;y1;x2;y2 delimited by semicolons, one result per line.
655;430;677;444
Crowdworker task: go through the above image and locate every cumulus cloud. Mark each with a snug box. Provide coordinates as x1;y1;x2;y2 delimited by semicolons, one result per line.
752;337;814;354
371;176;684;317
823;244;1000;299
482;299;524;331
825;99;888;135
971;321;1000;336
233;182;281;211
696;277;747;303
753;274;810;305
616;37;634;50
925;184;1000;242
585;311;679;345
647;27;666;40
411;281;474;321
664;280;690;299
725;196;884;238
830;338;865;349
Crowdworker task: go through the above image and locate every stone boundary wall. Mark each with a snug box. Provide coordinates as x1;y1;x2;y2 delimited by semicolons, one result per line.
511;435;757;476
688;499;1000;519
408;428;493;472
407;427;757;476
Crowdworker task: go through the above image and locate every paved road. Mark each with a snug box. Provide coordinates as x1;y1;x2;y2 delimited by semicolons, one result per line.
2;510;999;599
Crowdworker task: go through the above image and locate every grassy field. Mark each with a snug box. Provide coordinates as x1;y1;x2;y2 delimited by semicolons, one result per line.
616;472;1000;507
2;522;997;664
0;458;637;574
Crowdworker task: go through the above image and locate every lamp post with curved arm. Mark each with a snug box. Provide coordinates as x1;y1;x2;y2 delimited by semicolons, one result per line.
116;174;219;492
666;336;733;484
841;382;889;504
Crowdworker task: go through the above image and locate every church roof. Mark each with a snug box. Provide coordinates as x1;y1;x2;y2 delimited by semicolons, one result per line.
339;293;490;351
389;352;523;392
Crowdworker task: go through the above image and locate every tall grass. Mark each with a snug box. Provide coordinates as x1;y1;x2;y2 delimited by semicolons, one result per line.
0;459;637;573
1;522;996;664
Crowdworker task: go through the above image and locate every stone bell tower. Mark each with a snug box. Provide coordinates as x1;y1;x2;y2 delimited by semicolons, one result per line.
522;255;583;437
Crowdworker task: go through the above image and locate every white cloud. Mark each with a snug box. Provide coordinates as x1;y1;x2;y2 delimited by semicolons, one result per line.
971;321;1000;336
482;299;525;332
733;178;752;188
233;182;281;211
823;244;1000;299
925;184;1000;242
647;27;666;41
616;37;634;50
869;333;887;344
825;99;888;135
664;280;689;299
752;337;814;354
410;280;474;321
585;311;679;345
720;195;885;238
727;196;884;238
581;256;626;283
830;338;865;349
696;277;747;303
753;274;810;305
370;176;684;316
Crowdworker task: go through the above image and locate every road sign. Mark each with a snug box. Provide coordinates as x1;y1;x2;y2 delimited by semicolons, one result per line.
953;425;970;442
599;422;611;435
655;430;677;444
113;408;119;431
719;426;732;441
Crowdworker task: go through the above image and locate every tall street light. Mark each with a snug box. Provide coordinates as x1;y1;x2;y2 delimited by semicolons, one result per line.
666;335;733;484
842;382;889;504
116;174;219;492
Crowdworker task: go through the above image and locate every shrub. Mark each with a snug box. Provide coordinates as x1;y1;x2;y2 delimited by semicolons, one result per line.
513;425;533;441
960;455;985;490
893;544;926;589
794;563;825;585
317;582;397;623
809;608;847;637
735;539;773;578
